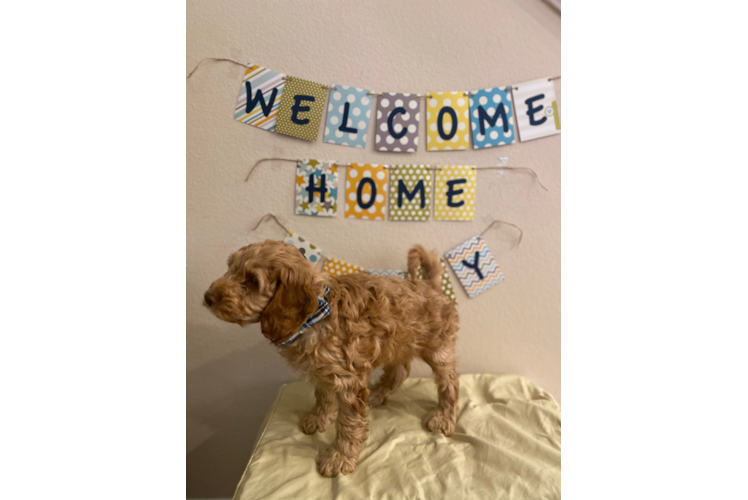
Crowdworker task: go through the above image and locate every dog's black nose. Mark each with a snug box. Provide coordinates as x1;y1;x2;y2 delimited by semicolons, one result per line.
204;291;218;306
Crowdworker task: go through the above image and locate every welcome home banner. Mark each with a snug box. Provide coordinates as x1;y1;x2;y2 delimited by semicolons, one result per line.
296;160;477;222
234;64;560;151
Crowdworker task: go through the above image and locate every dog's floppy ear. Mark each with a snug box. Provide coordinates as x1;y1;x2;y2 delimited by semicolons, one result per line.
260;262;320;344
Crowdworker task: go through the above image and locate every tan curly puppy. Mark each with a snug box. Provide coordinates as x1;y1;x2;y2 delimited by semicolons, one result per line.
203;240;459;477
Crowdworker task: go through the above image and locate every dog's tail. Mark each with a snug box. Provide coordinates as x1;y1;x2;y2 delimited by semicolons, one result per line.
408;245;442;292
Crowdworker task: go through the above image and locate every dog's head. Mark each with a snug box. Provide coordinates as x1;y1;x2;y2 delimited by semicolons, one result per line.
203;240;323;344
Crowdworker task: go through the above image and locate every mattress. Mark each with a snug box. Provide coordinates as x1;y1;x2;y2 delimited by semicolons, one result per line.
233;374;561;500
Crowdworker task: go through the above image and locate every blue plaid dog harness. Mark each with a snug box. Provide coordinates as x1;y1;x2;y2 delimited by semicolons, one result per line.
276;285;331;347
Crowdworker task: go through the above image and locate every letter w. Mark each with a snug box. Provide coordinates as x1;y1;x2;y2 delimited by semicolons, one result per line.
245;82;278;116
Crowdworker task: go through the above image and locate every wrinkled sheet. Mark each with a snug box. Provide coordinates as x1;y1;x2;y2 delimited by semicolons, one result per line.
234;374;561;500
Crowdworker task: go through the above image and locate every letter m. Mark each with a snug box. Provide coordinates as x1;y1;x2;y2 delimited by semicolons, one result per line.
398;179;426;209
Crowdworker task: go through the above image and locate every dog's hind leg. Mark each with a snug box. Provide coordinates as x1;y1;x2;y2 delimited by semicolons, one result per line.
368;361;411;408
422;344;459;437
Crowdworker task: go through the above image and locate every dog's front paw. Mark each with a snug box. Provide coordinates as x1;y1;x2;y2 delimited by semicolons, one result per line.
317;445;358;477
426;409;456;437
367;389;387;408
301;412;330;435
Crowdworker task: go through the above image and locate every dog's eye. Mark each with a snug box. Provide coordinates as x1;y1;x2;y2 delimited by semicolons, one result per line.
246;274;259;287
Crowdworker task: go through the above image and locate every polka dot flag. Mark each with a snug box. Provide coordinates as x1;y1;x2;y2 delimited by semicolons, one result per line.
434;165;476;221
469;86;516;149
324;257;363;276
324;86;373;149
415;259;458;305
388;165;432;221
375;93;420;152
344;163;388;220
426;92;471;151
283;231;323;264
275;77;327;141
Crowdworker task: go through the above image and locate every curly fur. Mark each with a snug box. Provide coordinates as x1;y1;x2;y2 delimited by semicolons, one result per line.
204;240;460;477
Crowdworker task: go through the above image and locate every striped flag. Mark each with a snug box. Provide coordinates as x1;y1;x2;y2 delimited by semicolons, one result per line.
445;235;504;298
512;77;560;142
234;64;285;132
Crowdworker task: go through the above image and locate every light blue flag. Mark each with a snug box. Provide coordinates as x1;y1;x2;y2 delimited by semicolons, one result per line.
324;86;373;149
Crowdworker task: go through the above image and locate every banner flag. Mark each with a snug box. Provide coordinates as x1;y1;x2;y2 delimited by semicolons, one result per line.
234;64;285;132
295;159;338;217
445;235;504;298
275;77;327;141
469;86;516;148
324;86;373;149
344;163;388;220
512;78;561;142
426;92;471;151
367;263;456;304
283;231;323;264
324;257;364;276
387;165;432;221
414;259;458;305
434;165;476;221
375;93;421;152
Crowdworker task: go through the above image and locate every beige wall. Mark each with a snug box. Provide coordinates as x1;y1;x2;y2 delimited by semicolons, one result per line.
187;0;560;496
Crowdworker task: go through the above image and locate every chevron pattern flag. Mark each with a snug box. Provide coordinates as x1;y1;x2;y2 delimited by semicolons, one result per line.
445;235;504;298
367;269;407;278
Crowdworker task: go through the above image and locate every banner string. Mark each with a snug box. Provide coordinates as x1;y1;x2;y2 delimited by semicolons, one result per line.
244;158;298;181
186;58;560;97
245;158;548;191
187;57;247;79
251;213;291;234
249;213;523;271
479;220;523;247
